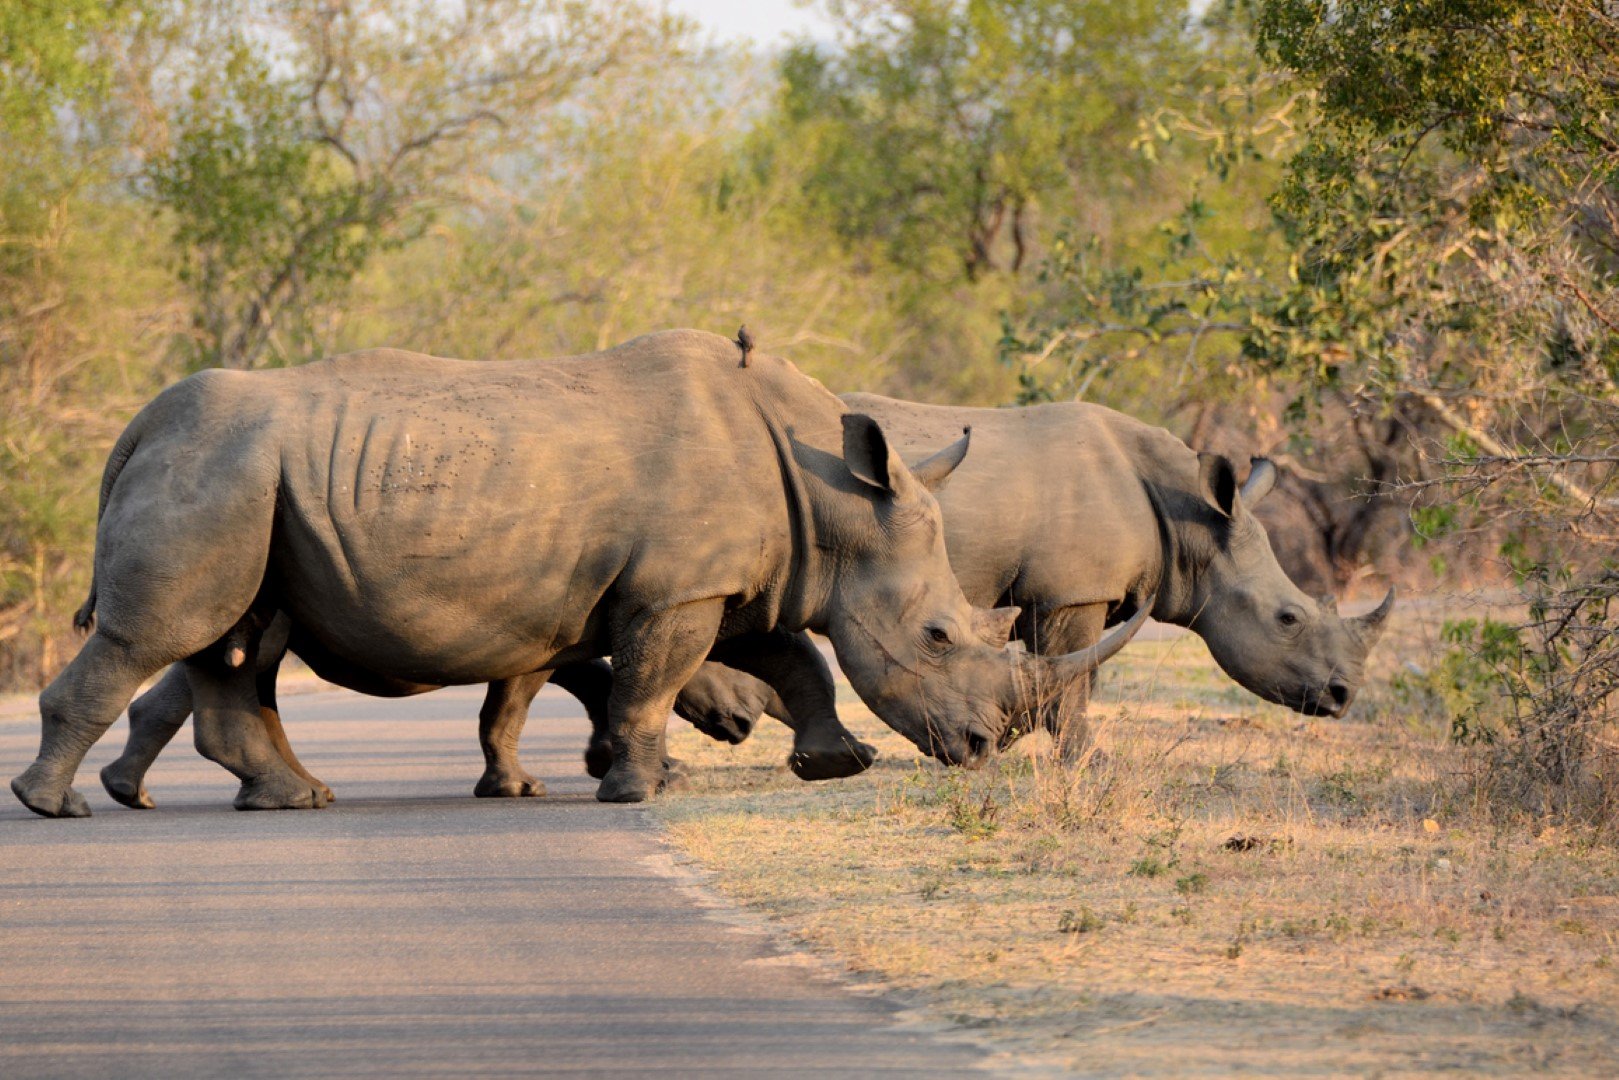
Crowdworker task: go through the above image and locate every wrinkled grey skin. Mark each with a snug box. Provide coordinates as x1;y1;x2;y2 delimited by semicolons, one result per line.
13;330;1115;818
656;395;1396;753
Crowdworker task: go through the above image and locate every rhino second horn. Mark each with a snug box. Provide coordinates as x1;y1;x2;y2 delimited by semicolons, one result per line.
1047;598;1156;681
1350;587;1396;651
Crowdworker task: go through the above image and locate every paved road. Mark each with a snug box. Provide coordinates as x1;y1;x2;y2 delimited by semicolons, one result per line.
0;682;993;1078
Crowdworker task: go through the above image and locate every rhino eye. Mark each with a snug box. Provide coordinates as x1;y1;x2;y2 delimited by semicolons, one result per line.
1278;610;1301;628
927;625;954;647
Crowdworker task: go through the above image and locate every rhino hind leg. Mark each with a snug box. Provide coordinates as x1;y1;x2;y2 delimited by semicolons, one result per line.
101;664;194;810
256;656;334;804
474;671;550;798
188;658;327;811
12;632;169;818
596;601;724;803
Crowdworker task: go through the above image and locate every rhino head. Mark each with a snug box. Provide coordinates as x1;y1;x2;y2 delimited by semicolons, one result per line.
1181;454;1395;717
818;416;1145;766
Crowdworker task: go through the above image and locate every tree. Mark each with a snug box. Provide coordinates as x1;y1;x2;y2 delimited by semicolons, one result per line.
0;1;170;685
1250;0;1618;820
778;0;1195;281
1015;0;1619;820
143;0;688;370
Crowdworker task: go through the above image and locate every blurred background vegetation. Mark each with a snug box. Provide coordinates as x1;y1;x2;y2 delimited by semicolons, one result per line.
1;0;1614;815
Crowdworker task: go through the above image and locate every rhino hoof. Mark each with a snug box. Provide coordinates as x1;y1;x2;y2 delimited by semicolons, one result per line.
789;739;878;782
474;768;547;799
595;767;656;803
234;774;327;811
11;769;92;818
100;764;155;810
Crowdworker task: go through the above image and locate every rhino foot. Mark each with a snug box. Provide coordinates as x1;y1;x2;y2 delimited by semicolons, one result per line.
234;773;328;811
474;766;547;799
789;739;878;782
100;762;155;810
584;740;614;781
689;712;755;745
12;767;92;818
595;764;661;803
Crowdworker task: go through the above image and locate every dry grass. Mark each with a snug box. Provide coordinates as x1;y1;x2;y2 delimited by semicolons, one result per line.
653;602;1619;1076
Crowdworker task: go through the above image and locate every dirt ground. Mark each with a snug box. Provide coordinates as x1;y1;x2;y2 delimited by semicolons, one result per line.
652;602;1619;1077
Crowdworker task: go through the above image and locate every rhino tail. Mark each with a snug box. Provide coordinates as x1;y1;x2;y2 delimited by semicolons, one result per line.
72;416;146;634
72;586;97;635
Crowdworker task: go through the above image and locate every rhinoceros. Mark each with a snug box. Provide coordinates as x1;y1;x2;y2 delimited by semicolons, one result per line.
531;394;1396;758
837;393;1395;727
14;330;1134;818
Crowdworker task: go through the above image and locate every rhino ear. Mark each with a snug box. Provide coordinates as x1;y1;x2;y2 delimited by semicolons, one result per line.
1197;452;1240;519
1241;458;1278;505
842;413;906;496
972;605;1020;647
907;426;971;493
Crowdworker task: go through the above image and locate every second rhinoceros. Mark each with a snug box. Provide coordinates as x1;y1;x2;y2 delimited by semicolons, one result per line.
16;330;1127;818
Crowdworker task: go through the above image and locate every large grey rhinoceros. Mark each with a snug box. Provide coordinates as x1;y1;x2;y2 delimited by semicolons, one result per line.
564;393;1396;755
12;330;1124;818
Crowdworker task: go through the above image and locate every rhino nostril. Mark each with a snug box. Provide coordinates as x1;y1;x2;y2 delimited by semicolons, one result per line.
964;729;991;765
1328;681;1351;710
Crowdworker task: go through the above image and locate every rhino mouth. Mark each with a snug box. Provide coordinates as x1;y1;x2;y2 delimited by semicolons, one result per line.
928;723;996;769
1289;681;1355;719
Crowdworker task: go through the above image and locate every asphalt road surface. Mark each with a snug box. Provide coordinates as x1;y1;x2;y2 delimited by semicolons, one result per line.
0;681;993;1078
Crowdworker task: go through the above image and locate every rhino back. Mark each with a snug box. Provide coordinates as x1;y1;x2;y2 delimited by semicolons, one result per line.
216;330;831;684
840;393;1187;614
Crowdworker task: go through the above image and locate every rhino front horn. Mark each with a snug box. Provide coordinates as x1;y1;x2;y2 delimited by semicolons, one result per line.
1350;587;1396;651
1047;599;1155;682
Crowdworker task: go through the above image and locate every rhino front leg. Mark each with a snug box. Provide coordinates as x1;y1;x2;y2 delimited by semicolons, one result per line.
596;602;724;803
474;671;551;798
188;657;327;811
672;662;774;745
101;664;192;810
552;659;689;784
1023;602;1109;761
708;631;877;781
